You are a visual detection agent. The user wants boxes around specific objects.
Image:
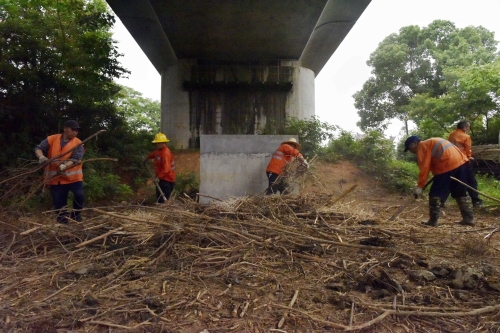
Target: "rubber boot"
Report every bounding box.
[456,197,475,226]
[422,197,440,227]
[472,198,483,208]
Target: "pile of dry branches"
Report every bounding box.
[1,190,499,332]
[472,144,500,162]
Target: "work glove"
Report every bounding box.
[413,187,423,198]
[59,164,67,172]
[301,160,309,168]
[38,156,49,165]
[154,177,159,183]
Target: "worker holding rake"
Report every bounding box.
[144,133,176,203]
[404,136,474,227]
[265,137,308,195]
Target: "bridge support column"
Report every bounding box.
[161,60,191,149]
[161,61,316,149]
[286,65,315,120]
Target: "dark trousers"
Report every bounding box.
[465,161,481,202]
[440,161,481,204]
[266,172,289,195]
[50,181,84,223]
[429,164,468,203]
[157,179,175,203]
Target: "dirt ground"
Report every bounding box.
[1,151,500,333]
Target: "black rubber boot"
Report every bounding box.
[422,197,440,227]
[472,199,483,208]
[456,197,475,226]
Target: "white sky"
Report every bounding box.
[112,0,500,139]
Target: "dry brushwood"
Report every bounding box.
[0,187,499,332]
[0,130,115,210]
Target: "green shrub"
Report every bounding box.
[259,116,338,158]
[476,174,500,207]
[322,130,360,162]
[322,130,418,193]
[173,172,199,198]
[84,172,133,203]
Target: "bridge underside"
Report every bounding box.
[106,0,371,148]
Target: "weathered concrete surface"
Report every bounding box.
[199,135,298,204]
[162,61,190,149]
[286,66,315,120]
[162,60,314,149]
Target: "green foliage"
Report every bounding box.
[114,86,161,134]
[0,0,128,165]
[408,60,500,144]
[354,20,499,137]
[357,131,395,177]
[322,130,360,162]
[385,159,420,192]
[259,116,338,158]
[173,172,200,198]
[476,174,500,207]
[283,116,338,157]
[84,171,133,204]
[323,131,418,192]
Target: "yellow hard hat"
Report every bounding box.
[152,133,170,143]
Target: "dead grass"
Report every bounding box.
[1,156,499,332]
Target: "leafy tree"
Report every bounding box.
[354,20,498,134]
[409,59,500,143]
[0,0,128,165]
[284,116,338,157]
[114,86,161,134]
[259,116,338,158]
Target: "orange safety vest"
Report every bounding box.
[45,134,83,185]
[448,129,472,159]
[147,146,176,182]
[416,138,468,188]
[266,143,303,175]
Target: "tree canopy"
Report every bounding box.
[353,20,499,141]
[0,0,128,164]
[114,86,161,134]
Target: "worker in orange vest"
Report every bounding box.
[266,138,308,195]
[404,136,474,227]
[448,120,483,207]
[34,119,85,223]
[144,133,176,203]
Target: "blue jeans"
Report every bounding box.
[50,181,84,223]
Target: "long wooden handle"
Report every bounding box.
[450,176,500,203]
[388,177,434,221]
[144,161,168,202]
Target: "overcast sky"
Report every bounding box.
[112,0,500,139]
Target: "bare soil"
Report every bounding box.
[1,150,499,333]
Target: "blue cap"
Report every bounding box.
[404,136,421,152]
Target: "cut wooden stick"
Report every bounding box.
[451,176,500,203]
[277,289,299,328]
[75,227,124,248]
[330,184,358,205]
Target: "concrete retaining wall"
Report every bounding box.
[199,134,298,204]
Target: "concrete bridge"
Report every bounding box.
[107,0,371,149]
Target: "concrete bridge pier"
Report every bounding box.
[161,60,315,149]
